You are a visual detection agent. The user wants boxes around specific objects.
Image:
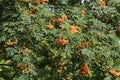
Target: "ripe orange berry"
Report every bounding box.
[70,25,78,34]
[109,69,116,74]
[57,69,62,74]
[47,24,54,30]
[58,18,64,25]
[98,0,106,9]
[28,64,34,68]
[81,9,85,16]
[34,0,49,4]
[5,60,12,64]
[61,14,67,21]
[16,63,26,69]
[80,63,90,76]
[22,0,30,2]
[22,68,31,74]
[56,36,69,48]
[6,37,18,46]
[57,14,67,25]
[109,69,120,78]
[58,61,65,67]
[50,17,56,23]
[77,41,89,49]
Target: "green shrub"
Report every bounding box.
[0,0,120,80]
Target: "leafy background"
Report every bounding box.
[0,0,120,80]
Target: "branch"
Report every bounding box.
[0,64,12,66]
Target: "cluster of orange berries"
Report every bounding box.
[58,14,67,25]
[98,0,106,9]
[47,15,67,30]
[56,36,69,48]
[47,17,56,30]
[22,0,49,4]
[48,55,66,74]
[5,59,12,64]
[34,0,49,4]
[81,9,86,16]
[70,25,79,34]
[17,63,33,74]
[77,41,89,49]
[24,48,32,55]
[57,68,63,74]
[17,63,26,69]
[22,0,30,2]
[47,24,54,30]
[58,61,65,67]
[57,62,65,74]
[109,69,120,78]
[80,63,90,76]
[56,61,65,74]
[6,37,18,46]
[50,17,56,23]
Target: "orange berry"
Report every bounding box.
[28,64,34,68]
[58,18,64,25]
[113,72,120,78]
[83,42,89,47]
[47,24,54,30]
[5,60,12,64]
[50,17,56,23]
[77,41,89,49]
[22,68,30,74]
[58,61,65,67]
[22,0,30,2]
[34,0,40,2]
[16,63,26,69]
[80,63,90,76]
[98,0,106,9]
[56,36,69,47]
[70,25,78,34]
[109,69,116,74]
[81,9,85,16]
[34,0,49,4]
[6,37,18,46]
[57,15,67,25]
[109,69,120,78]
[57,69,62,74]
[61,14,67,21]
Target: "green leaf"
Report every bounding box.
[104,77,112,80]
[6,47,18,57]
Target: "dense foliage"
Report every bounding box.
[0,0,120,80]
